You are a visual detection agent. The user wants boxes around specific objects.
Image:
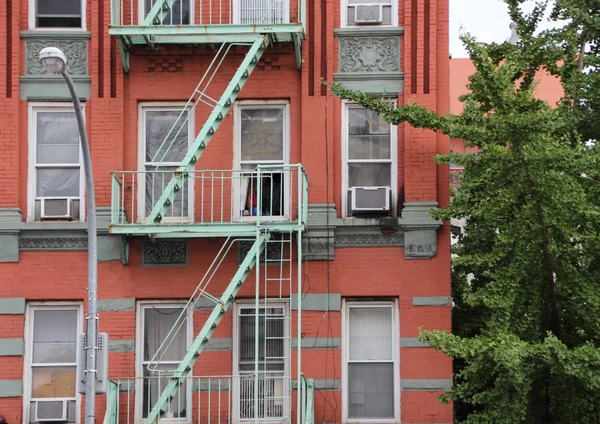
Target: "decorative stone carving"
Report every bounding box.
[335,232,404,246]
[403,229,438,259]
[302,236,335,261]
[339,36,400,73]
[25,40,88,75]
[142,240,188,266]
[238,239,283,264]
[19,237,88,250]
[400,202,441,259]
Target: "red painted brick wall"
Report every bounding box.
[0,0,451,421]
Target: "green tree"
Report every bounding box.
[330,1,600,422]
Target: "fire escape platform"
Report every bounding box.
[109,23,304,41]
[109,221,305,238]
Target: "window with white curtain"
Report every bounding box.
[235,102,289,219]
[26,305,81,423]
[343,104,396,217]
[29,105,84,222]
[138,303,191,420]
[343,302,398,421]
[234,303,290,421]
[140,105,193,223]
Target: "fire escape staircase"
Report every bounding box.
[146,36,267,225]
[105,0,310,421]
[146,233,271,424]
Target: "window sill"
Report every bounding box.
[20,30,91,40]
[333,26,404,37]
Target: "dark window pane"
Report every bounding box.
[348,163,391,187]
[37,0,81,15]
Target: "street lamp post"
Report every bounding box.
[39,47,98,424]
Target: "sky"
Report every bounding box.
[450,0,557,58]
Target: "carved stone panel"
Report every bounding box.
[335,232,404,247]
[403,229,437,259]
[142,240,188,266]
[19,237,88,251]
[339,36,400,73]
[302,236,335,261]
[238,239,283,265]
[25,40,88,75]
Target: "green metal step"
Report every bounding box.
[145,233,271,424]
[146,35,268,224]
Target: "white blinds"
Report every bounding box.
[348,305,393,361]
[347,304,395,419]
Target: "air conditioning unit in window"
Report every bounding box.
[40,198,75,221]
[35,400,68,422]
[351,186,391,214]
[354,4,383,24]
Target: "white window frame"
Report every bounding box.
[138,103,195,224]
[135,301,194,423]
[138,0,194,25]
[341,299,400,424]
[340,0,398,28]
[341,101,398,218]
[233,101,291,222]
[28,0,86,30]
[27,103,86,223]
[23,302,83,424]
[232,300,291,424]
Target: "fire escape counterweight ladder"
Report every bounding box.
[146,233,271,424]
[147,36,269,224]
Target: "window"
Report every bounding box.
[343,0,395,26]
[136,303,192,420]
[139,104,194,223]
[233,302,290,421]
[236,0,289,24]
[25,305,82,424]
[343,104,397,217]
[342,301,399,422]
[234,102,290,219]
[143,0,191,24]
[29,105,84,222]
[32,0,84,28]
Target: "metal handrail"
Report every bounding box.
[102,380,120,424]
[110,165,308,228]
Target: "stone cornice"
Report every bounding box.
[333,27,405,37]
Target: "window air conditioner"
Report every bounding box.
[351,186,391,213]
[40,198,74,221]
[354,4,383,24]
[35,400,68,422]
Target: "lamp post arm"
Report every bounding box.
[61,69,98,424]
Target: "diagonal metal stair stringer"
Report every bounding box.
[147,35,269,224]
[143,0,178,25]
[146,232,271,424]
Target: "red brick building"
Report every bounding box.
[0,0,452,422]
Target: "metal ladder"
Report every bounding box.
[146,35,269,224]
[146,233,272,424]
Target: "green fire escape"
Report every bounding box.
[106,0,312,421]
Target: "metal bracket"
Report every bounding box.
[293,33,302,70]
[120,237,129,265]
[117,37,130,73]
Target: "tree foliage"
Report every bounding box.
[331,1,600,422]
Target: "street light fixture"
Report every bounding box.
[39,46,98,424]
